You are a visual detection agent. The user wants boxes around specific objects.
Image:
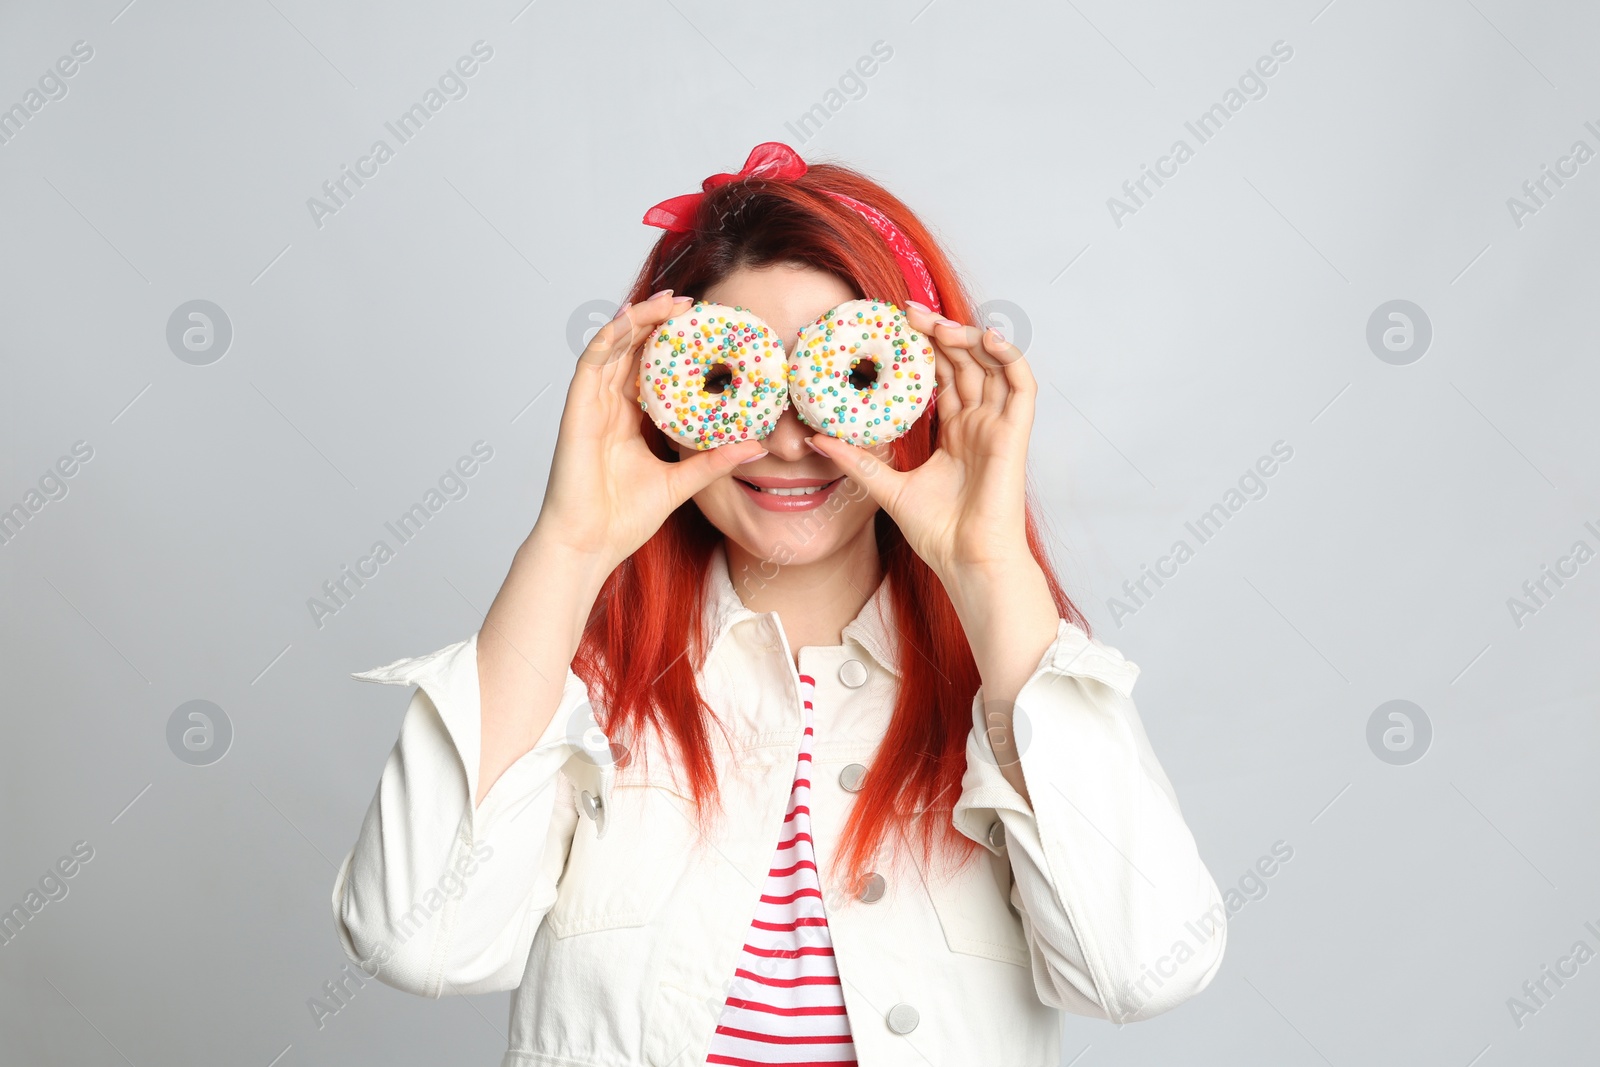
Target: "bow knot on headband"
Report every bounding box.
[641,141,942,314]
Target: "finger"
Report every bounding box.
[595,294,697,411]
[980,327,1037,423]
[665,438,768,504]
[932,346,963,425]
[910,302,995,374]
[804,434,907,513]
[901,300,942,336]
[581,291,693,371]
[579,303,637,371]
[904,303,971,381]
[570,296,694,445]
[973,325,1014,411]
[944,314,1009,412]
[901,301,969,422]
[919,318,984,410]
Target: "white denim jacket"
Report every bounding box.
[331,546,1227,1066]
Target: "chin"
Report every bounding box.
[697,476,878,568]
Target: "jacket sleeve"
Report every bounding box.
[952,619,1227,1022]
[330,631,610,998]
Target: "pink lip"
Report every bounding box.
[734,475,844,512]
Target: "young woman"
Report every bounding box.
[332,143,1227,1067]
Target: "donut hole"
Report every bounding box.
[702,362,735,394]
[848,357,879,391]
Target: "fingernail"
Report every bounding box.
[806,436,828,456]
[671,294,694,306]
[936,316,963,329]
[739,449,769,464]
[905,299,930,313]
[648,288,673,300]
[611,302,632,321]
[986,325,1008,344]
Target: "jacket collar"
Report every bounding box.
[702,542,902,678]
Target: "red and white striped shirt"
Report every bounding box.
[705,674,858,1066]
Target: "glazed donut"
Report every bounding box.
[637,301,790,450]
[787,299,935,446]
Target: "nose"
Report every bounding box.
[761,405,821,464]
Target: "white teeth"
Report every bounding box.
[757,485,824,496]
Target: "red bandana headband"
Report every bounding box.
[641,141,943,314]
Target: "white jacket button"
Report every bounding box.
[857,872,885,902]
[838,763,867,792]
[838,659,868,688]
[886,1003,920,1034]
[986,819,1006,850]
[579,790,603,820]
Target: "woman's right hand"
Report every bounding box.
[475,290,762,808]
[531,289,768,571]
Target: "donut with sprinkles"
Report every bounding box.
[637,301,790,450]
[788,299,935,446]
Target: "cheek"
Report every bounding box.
[688,477,741,531]
[808,490,881,547]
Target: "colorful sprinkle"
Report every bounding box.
[787,299,934,447]
[638,301,789,449]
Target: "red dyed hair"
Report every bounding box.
[571,159,1090,891]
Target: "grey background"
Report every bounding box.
[2,0,1596,1064]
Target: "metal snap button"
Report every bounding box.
[838,763,867,793]
[986,819,1006,851]
[838,659,868,688]
[886,1003,920,1034]
[857,872,885,903]
[579,790,603,820]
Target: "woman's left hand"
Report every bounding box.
[804,301,1038,586]
[806,301,1066,793]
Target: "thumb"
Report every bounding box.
[667,439,770,503]
[804,433,906,511]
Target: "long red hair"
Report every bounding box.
[571,159,1089,891]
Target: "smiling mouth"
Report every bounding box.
[734,480,837,496]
